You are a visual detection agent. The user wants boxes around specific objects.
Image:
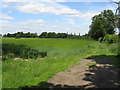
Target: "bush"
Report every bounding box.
[2,44,47,60]
[108,43,118,54]
[101,34,118,44]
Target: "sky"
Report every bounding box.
[0,0,119,35]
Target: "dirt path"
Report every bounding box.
[47,58,119,88]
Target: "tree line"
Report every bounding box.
[3,32,38,38]
[3,32,90,39]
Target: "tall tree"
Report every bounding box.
[89,10,116,40]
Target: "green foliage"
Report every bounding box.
[15,34,21,38]
[108,43,118,54]
[102,34,118,44]
[86,63,96,66]
[2,44,47,60]
[39,32,82,39]
[3,31,84,39]
[3,32,38,38]
[89,10,116,40]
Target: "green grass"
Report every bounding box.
[86,63,96,66]
[1,38,118,88]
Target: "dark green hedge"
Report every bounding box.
[2,44,47,60]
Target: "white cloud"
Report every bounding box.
[79,12,100,19]
[2,0,66,2]
[1,2,100,35]
[1,19,89,35]
[16,19,46,25]
[0,14,14,19]
[2,4,8,8]
[1,20,45,34]
[16,2,100,20]
[66,12,100,20]
[66,18,75,24]
[8,10,12,14]
[14,19,46,31]
[0,20,10,34]
[1,20,10,24]
[16,2,80,16]
[2,0,27,2]
[2,1,112,35]
[2,0,118,2]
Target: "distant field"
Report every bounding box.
[2,38,118,88]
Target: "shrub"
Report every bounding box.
[2,44,47,60]
[101,34,118,44]
[108,43,118,54]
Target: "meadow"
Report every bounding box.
[1,38,118,88]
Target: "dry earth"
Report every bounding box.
[47,58,120,89]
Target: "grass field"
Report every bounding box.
[1,38,118,88]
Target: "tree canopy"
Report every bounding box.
[89,10,116,40]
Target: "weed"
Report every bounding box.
[86,63,96,66]
[2,44,47,60]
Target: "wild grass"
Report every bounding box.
[2,38,118,88]
[2,44,47,60]
[86,63,96,66]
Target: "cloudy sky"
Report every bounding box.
[0,0,119,35]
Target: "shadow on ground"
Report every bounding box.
[85,55,120,66]
[19,81,94,89]
[19,55,120,89]
[83,55,120,88]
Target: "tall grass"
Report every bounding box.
[2,44,47,60]
[2,38,118,88]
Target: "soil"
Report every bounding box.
[47,58,120,88]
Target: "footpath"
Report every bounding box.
[47,58,119,88]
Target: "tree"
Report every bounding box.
[57,33,67,38]
[15,34,21,38]
[30,33,38,38]
[6,33,14,37]
[3,34,7,37]
[24,32,31,38]
[47,32,57,38]
[39,32,48,38]
[89,10,116,40]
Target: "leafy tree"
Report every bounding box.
[26,32,31,38]
[39,32,48,38]
[30,33,38,38]
[89,10,116,40]
[47,32,57,38]
[57,33,67,38]
[6,33,14,37]
[15,34,21,38]
[3,34,7,37]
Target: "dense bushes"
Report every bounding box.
[99,34,118,44]
[2,44,47,60]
